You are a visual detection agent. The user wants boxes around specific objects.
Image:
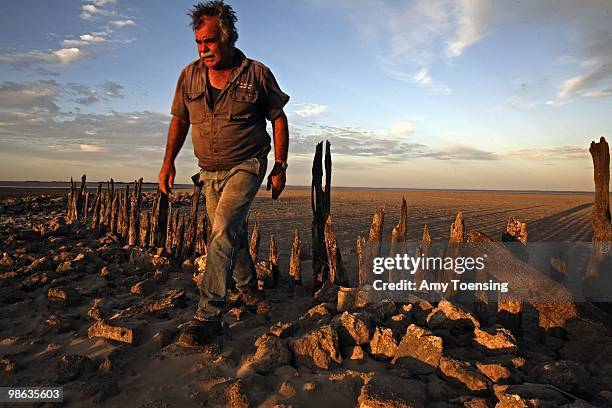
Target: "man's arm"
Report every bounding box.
[266,111,289,199]
[158,116,190,194]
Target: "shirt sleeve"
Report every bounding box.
[260,66,290,121]
[170,68,189,122]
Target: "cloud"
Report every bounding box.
[0,81,61,113]
[423,144,498,161]
[318,0,489,89]
[444,0,491,58]
[504,145,586,160]
[101,81,125,99]
[0,48,83,66]
[79,144,107,152]
[292,103,328,118]
[61,33,108,47]
[111,19,136,28]
[413,67,452,94]
[80,3,117,20]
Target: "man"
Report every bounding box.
[158,0,289,346]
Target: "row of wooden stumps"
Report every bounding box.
[66,176,208,262]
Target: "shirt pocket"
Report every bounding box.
[185,89,207,124]
[230,86,260,121]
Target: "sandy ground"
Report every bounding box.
[1,187,610,407]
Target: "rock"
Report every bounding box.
[289,325,342,370]
[56,354,96,383]
[427,300,479,333]
[303,381,316,392]
[0,252,15,270]
[130,279,156,296]
[142,289,185,314]
[367,299,397,323]
[48,287,80,306]
[412,300,434,327]
[313,280,338,304]
[0,355,21,373]
[269,321,295,338]
[22,272,54,290]
[438,356,490,395]
[384,313,412,336]
[278,380,297,399]
[533,360,590,396]
[87,320,140,345]
[357,373,427,408]
[128,248,150,266]
[473,327,517,355]
[24,256,53,274]
[242,334,291,375]
[56,260,72,272]
[346,345,366,360]
[493,384,569,407]
[369,327,398,360]
[88,298,105,321]
[208,378,250,408]
[36,216,69,238]
[392,324,443,374]
[425,375,461,400]
[256,261,274,289]
[228,307,247,320]
[475,362,511,383]
[331,311,373,346]
[300,303,333,320]
[100,266,112,279]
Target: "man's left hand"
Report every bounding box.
[266,166,286,200]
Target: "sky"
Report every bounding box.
[0,0,610,190]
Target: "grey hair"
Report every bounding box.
[188,1,238,46]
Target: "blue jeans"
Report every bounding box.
[195,157,267,321]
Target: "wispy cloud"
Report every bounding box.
[292,103,328,118]
[319,0,491,92]
[504,145,586,160]
[0,48,83,66]
[111,19,136,28]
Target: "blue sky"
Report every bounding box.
[0,0,610,190]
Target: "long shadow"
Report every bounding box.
[528,203,593,242]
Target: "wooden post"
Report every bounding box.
[289,229,302,288]
[449,212,465,244]
[194,210,208,256]
[311,141,330,290]
[356,235,368,287]
[81,191,90,224]
[324,215,349,287]
[270,235,279,287]
[250,213,261,264]
[139,210,150,247]
[183,184,202,259]
[110,192,119,234]
[165,202,174,256]
[368,208,385,254]
[92,183,102,229]
[589,137,611,243]
[502,217,528,244]
[128,178,143,246]
[121,185,130,238]
[103,180,112,228]
[174,214,185,259]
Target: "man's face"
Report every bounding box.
[195,17,232,69]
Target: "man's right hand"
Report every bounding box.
[158,161,176,195]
